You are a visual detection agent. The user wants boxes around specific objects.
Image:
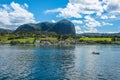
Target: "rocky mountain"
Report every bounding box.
[14,19,76,35]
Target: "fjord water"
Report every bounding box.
[0,45,120,80]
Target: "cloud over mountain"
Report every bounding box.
[45,0,120,33]
[0,2,35,29]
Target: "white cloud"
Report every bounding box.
[45,0,120,33]
[46,3,82,18]
[45,8,62,14]
[106,31,118,33]
[24,3,28,8]
[103,0,120,13]
[74,16,101,33]
[84,16,101,28]
[101,15,108,19]
[70,0,104,15]
[45,0,104,18]
[72,20,83,24]
[75,26,83,34]
[102,22,113,26]
[51,20,56,23]
[45,0,120,19]
[2,5,11,11]
[57,3,82,18]
[83,16,101,33]
[84,27,98,33]
[0,2,35,29]
[109,15,116,19]
[101,14,117,19]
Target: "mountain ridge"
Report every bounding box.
[0,28,13,34]
[14,19,76,35]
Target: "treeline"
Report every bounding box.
[0,31,120,45]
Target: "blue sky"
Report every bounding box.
[0,0,120,33]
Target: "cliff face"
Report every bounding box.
[14,19,76,35]
[50,19,76,34]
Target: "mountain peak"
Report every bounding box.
[59,19,70,22]
[14,19,76,35]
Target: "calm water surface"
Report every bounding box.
[0,45,120,80]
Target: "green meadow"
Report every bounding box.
[8,38,35,44]
[0,34,120,45]
[39,38,58,41]
[0,37,35,44]
[79,37,112,42]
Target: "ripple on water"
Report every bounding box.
[0,45,120,80]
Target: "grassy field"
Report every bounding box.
[7,38,35,44]
[0,37,8,41]
[79,37,112,42]
[0,37,58,44]
[39,38,58,41]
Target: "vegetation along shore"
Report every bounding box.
[0,19,120,45]
[0,32,120,45]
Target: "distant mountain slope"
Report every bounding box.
[14,19,76,35]
[77,33,120,37]
[0,28,12,34]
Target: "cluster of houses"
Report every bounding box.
[35,39,76,46]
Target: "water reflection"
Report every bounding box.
[30,46,76,80]
[0,45,120,80]
[0,45,34,80]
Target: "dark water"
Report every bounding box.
[0,45,120,80]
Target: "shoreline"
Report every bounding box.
[0,43,120,46]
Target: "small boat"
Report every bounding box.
[92,52,100,55]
